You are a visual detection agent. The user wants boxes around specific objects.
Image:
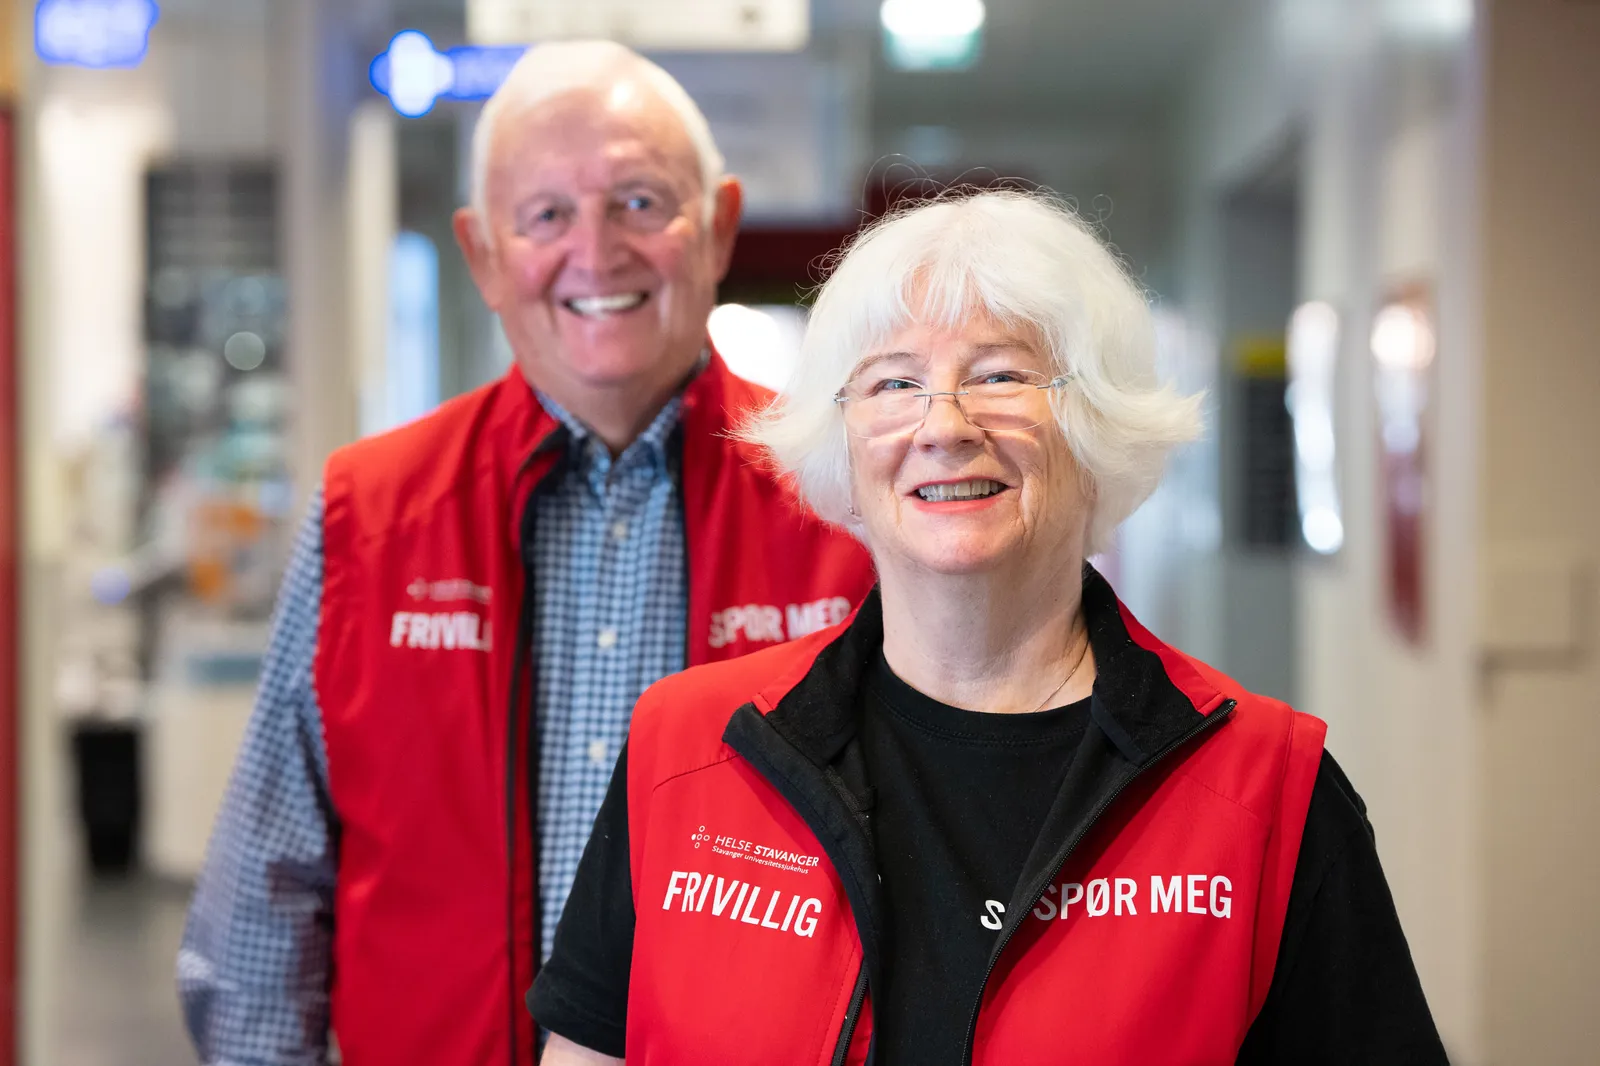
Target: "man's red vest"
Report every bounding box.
[624,574,1326,1065]
[313,353,875,1065]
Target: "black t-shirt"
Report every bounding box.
[860,652,1090,1063]
[530,699,1448,1066]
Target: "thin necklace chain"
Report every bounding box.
[1024,620,1092,715]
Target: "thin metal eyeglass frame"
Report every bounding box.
[833,372,1073,438]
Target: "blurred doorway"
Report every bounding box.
[1217,140,1302,704]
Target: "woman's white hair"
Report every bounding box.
[743,189,1204,556]
[469,40,724,225]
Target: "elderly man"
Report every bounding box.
[178,41,873,1066]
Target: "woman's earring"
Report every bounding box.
[847,503,859,519]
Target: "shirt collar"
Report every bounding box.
[535,387,683,481]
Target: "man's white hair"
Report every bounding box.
[743,190,1204,556]
[469,40,725,225]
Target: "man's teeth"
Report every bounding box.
[566,293,648,316]
[916,479,1005,501]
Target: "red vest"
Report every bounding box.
[313,354,875,1066]
[624,574,1326,1065]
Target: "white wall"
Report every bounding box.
[1157,0,1483,1058]
[1477,4,1600,1061]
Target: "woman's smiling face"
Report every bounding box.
[844,307,1091,579]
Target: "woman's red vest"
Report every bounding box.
[624,574,1326,1065]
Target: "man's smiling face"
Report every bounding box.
[461,80,739,402]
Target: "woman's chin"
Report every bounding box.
[871,506,1039,578]
[893,539,1021,578]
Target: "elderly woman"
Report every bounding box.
[530,192,1446,1065]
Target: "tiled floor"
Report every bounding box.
[54,872,197,1066]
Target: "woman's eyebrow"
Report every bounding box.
[849,342,1032,378]
[969,341,1034,357]
[849,351,922,377]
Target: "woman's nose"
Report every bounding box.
[913,392,985,449]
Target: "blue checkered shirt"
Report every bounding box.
[178,394,686,1064]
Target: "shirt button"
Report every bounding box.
[611,521,629,541]
[587,739,609,765]
[596,627,618,650]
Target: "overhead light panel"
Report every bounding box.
[880,0,985,72]
[467,0,808,51]
[35,0,158,68]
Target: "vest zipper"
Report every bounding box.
[958,699,1237,1065]
[503,572,536,1066]
[824,760,874,1065]
[506,431,565,1066]
[830,965,870,1066]
[723,707,885,1066]
[669,423,691,668]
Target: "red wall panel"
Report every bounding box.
[0,104,18,1066]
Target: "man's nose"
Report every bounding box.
[563,204,632,274]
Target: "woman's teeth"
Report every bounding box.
[916,479,1005,501]
[565,293,648,317]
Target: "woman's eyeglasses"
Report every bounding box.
[833,369,1072,439]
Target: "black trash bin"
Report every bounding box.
[70,721,143,876]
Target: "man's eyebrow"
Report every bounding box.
[607,175,693,201]
[509,189,567,208]
[506,172,679,204]
[609,172,676,187]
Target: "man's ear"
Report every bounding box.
[709,176,744,282]
[453,207,501,310]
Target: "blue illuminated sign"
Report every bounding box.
[370,31,526,118]
[36,0,158,69]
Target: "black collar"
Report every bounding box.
[759,564,1219,772]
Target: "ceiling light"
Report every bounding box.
[880,0,985,37]
[880,0,985,72]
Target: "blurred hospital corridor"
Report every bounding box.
[1,0,1598,1063]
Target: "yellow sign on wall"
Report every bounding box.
[1234,335,1288,379]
